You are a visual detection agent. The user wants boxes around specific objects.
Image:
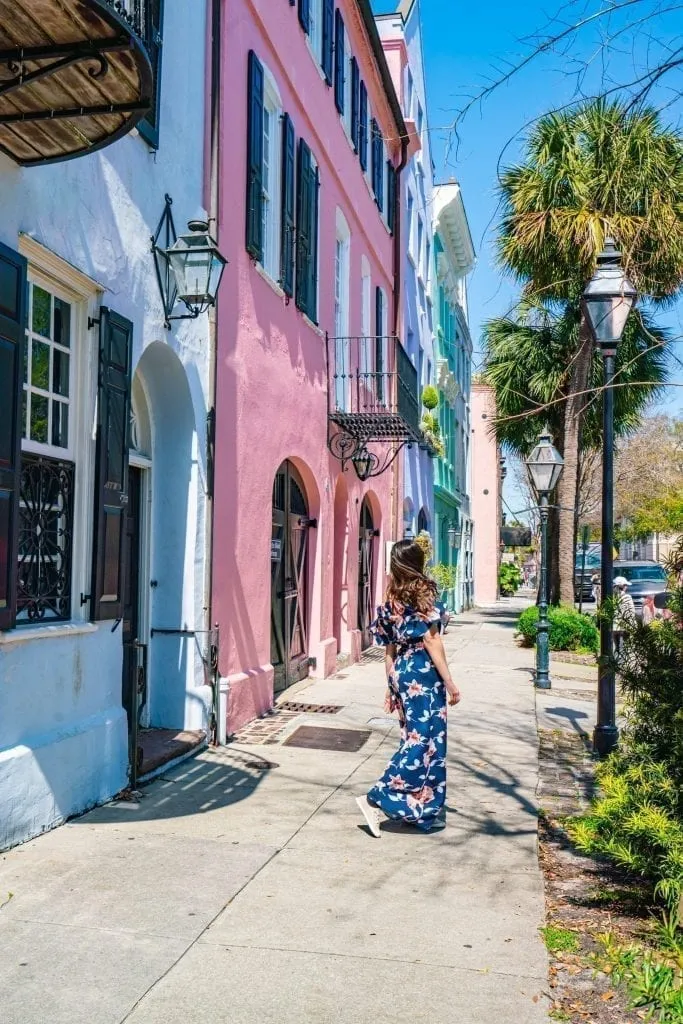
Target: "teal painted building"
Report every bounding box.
[431,184,475,613]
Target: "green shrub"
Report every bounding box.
[499,562,522,596]
[569,540,683,912]
[421,385,439,410]
[517,604,599,653]
[569,750,683,911]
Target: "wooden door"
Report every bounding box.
[271,461,310,694]
[357,497,375,649]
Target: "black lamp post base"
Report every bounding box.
[534,672,551,690]
[593,723,619,757]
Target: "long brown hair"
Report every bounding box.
[386,539,437,614]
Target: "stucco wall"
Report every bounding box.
[214,0,401,732]
[0,1,212,848]
[471,385,500,605]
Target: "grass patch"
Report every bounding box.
[540,924,581,954]
[593,922,683,1023]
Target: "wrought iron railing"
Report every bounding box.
[104,1,147,39]
[327,335,420,439]
[17,454,75,623]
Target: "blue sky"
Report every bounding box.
[373,0,683,518]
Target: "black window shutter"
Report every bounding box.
[246,50,265,262]
[372,121,384,211]
[321,0,334,84]
[138,0,164,148]
[375,286,384,400]
[91,308,133,622]
[309,163,320,323]
[295,138,312,314]
[350,57,360,152]
[386,160,395,233]
[358,81,368,171]
[280,112,296,298]
[0,242,27,631]
[334,9,345,115]
[298,0,310,33]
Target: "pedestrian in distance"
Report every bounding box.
[613,575,636,654]
[591,571,601,605]
[356,539,461,838]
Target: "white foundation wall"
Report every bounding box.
[0,1,211,849]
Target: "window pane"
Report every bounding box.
[53,298,71,349]
[51,400,68,449]
[53,349,69,397]
[30,393,48,443]
[32,286,51,338]
[31,340,50,389]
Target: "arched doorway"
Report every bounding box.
[357,496,376,650]
[418,506,430,535]
[271,460,311,693]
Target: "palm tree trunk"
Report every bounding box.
[557,321,593,605]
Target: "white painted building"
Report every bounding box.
[0,1,217,850]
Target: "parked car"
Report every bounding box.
[613,560,669,621]
[574,551,601,602]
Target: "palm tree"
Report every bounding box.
[483,303,670,601]
[495,99,683,603]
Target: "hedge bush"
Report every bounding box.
[499,562,522,596]
[517,604,599,653]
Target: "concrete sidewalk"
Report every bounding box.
[0,604,550,1023]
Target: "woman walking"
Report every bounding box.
[356,539,461,837]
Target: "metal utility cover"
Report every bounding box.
[283,725,371,752]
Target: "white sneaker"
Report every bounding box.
[356,796,382,838]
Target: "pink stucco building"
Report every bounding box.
[213,0,413,733]
[471,383,501,605]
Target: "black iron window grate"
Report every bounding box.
[17,453,74,624]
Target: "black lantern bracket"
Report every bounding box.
[328,428,411,481]
[151,195,183,329]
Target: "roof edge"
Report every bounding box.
[356,0,408,141]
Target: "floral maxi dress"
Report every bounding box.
[367,602,448,831]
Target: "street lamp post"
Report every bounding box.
[526,432,565,690]
[581,239,637,756]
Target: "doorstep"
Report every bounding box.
[138,729,207,780]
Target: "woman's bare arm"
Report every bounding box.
[385,643,396,680]
[423,626,461,705]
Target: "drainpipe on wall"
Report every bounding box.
[391,132,410,544]
[205,0,223,744]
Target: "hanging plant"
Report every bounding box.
[422,385,439,410]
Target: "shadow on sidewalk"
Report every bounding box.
[70,748,276,826]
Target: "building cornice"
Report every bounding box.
[433,183,476,276]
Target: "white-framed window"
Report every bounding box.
[334,209,351,411]
[407,191,414,258]
[308,0,323,63]
[417,216,424,276]
[16,248,99,627]
[22,280,74,458]
[261,72,282,282]
[425,239,431,287]
[406,68,414,119]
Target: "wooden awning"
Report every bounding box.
[0,1,152,166]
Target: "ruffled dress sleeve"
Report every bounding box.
[402,603,442,641]
[370,603,395,647]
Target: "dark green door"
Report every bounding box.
[271,461,310,694]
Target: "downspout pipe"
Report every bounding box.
[391,132,410,543]
[205,0,222,744]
